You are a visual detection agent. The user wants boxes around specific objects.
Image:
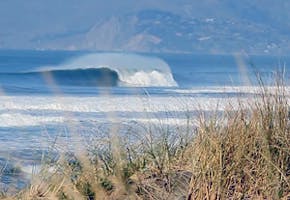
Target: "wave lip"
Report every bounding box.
[36,53,178,87]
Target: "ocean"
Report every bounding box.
[0,50,289,189]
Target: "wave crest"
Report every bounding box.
[37,53,178,87]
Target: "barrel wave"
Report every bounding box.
[36,53,178,87]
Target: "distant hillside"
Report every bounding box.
[1,0,290,54]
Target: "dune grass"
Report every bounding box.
[1,80,289,200]
[188,82,289,199]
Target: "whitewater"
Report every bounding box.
[0,51,289,189]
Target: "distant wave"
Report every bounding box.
[34,53,178,87]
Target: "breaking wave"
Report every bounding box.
[35,53,178,87]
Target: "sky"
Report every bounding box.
[0,1,185,34]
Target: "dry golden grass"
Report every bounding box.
[1,81,289,200]
[188,81,289,199]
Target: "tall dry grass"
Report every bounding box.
[188,79,289,199]
[1,79,289,200]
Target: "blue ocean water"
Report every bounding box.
[0,50,288,95]
[0,50,289,189]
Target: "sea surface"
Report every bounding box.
[0,50,289,190]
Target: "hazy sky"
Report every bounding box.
[0,0,188,32]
